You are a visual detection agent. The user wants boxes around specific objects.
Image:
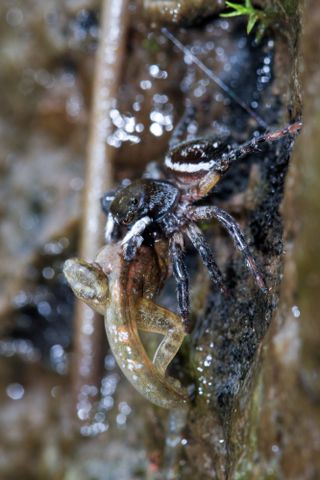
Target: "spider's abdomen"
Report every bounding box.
[165,138,230,187]
[110,179,179,225]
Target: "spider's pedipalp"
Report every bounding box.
[120,216,152,261]
[100,191,116,216]
[185,223,226,294]
[101,191,117,243]
[105,212,115,243]
[188,206,267,293]
[169,233,190,332]
[121,216,151,246]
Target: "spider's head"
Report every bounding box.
[110,179,179,226]
[110,180,147,226]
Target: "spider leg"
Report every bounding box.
[169,103,196,149]
[121,216,151,261]
[188,206,267,292]
[169,233,191,333]
[220,121,302,167]
[185,223,226,294]
[195,121,302,199]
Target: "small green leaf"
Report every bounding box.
[221,1,250,18]
[225,1,249,12]
[247,13,258,33]
[220,0,269,40]
[221,11,246,17]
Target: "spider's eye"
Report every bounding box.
[130,197,138,206]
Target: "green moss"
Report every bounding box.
[221,0,267,35]
[220,0,301,40]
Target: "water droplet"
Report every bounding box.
[119,401,132,415]
[6,8,23,27]
[150,123,163,137]
[291,305,300,318]
[37,301,52,317]
[204,354,212,367]
[6,383,24,400]
[116,413,127,426]
[42,267,55,280]
[140,80,152,90]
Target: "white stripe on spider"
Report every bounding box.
[165,156,219,173]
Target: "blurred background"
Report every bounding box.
[0,0,319,479]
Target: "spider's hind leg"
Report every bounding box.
[185,223,227,295]
[188,206,267,292]
[193,121,302,200]
[219,121,302,168]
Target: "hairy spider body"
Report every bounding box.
[165,138,229,186]
[101,118,302,332]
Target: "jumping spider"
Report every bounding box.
[101,106,301,332]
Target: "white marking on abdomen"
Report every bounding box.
[165,156,218,173]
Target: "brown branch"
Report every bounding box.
[72,0,129,414]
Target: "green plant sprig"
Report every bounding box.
[221,0,267,35]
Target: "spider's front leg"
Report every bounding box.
[169,233,191,333]
[187,206,267,292]
[121,216,152,261]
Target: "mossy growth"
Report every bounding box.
[220,0,301,41]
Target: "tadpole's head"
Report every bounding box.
[63,258,109,312]
[110,179,179,226]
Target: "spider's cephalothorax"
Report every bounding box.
[110,179,179,226]
[101,116,302,332]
